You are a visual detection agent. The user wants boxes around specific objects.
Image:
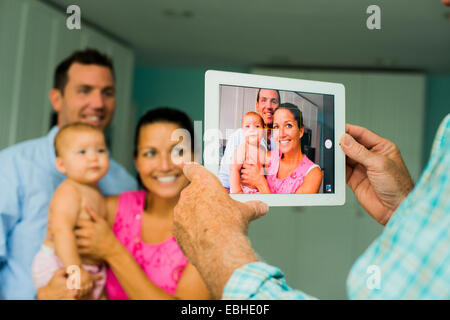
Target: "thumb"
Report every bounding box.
[85,204,101,222]
[182,162,207,182]
[340,133,378,168]
[239,200,269,222]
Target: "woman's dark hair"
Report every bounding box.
[273,103,303,128]
[134,107,195,189]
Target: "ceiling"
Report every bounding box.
[44,0,450,72]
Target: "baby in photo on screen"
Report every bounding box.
[229,111,268,193]
[32,123,109,299]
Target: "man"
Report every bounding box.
[172,113,449,299]
[218,89,280,189]
[0,49,137,299]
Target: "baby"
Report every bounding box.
[32,123,109,299]
[230,112,267,193]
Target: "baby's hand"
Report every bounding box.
[77,266,94,299]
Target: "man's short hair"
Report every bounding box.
[54,122,104,157]
[53,48,115,94]
[256,88,281,104]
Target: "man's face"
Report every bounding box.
[51,63,116,131]
[256,89,279,126]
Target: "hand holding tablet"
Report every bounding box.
[204,70,346,206]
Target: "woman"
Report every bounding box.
[242,103,322,194]
[75,107,210,299]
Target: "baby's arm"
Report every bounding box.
[260,146,269,166]
[50,183,96,298]
[50,183,83,269]
[229,145,245,193]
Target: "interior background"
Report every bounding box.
[1,0,449,299]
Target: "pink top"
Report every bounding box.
[105,191,188,300]
[266,150,320,194]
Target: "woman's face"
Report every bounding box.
[134,122,190,199]
[273,108,304,154]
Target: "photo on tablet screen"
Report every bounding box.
[217,85,335,195]
[204,70,345,206]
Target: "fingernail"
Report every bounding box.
[344,134,354,147]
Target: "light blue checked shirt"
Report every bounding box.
[0,126,137,299]
[223,114,450,300]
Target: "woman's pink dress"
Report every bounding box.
[266,149,320,194]
[105,191,188,299]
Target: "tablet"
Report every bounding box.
[204,70,345,206]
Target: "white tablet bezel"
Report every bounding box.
[204,70,345,206]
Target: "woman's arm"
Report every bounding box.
[171,263,210,299]
[104,238,176,299]
[75,206,208,300]
[105,195,119,227]
[254,176,272,193]
[295,167,323,194]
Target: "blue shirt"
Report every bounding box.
[218,128,277,189]
[0,126,137,299]
[223,114,450,300]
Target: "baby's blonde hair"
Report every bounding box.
[242,111,264,127]
[54,123,104,157]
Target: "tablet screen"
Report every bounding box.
[217,84,335,195]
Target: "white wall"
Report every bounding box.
[0,0,135,171]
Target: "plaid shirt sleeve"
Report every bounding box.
[222,262,317,300]
[347,113,450,299]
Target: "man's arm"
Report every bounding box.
[36,269,78,300]
[0,153,21,288]
[223,262,315,300]
[173,163,316,299]
[173,163,267,298]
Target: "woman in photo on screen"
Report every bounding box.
[241,103,322,194]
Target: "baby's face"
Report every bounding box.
[57,130,110,184]
[242,115,264,145]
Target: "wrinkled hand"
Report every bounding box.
[75,205,117,260]
[340,124,414,225]
[37,269,78,300]
[173,162,268,298]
